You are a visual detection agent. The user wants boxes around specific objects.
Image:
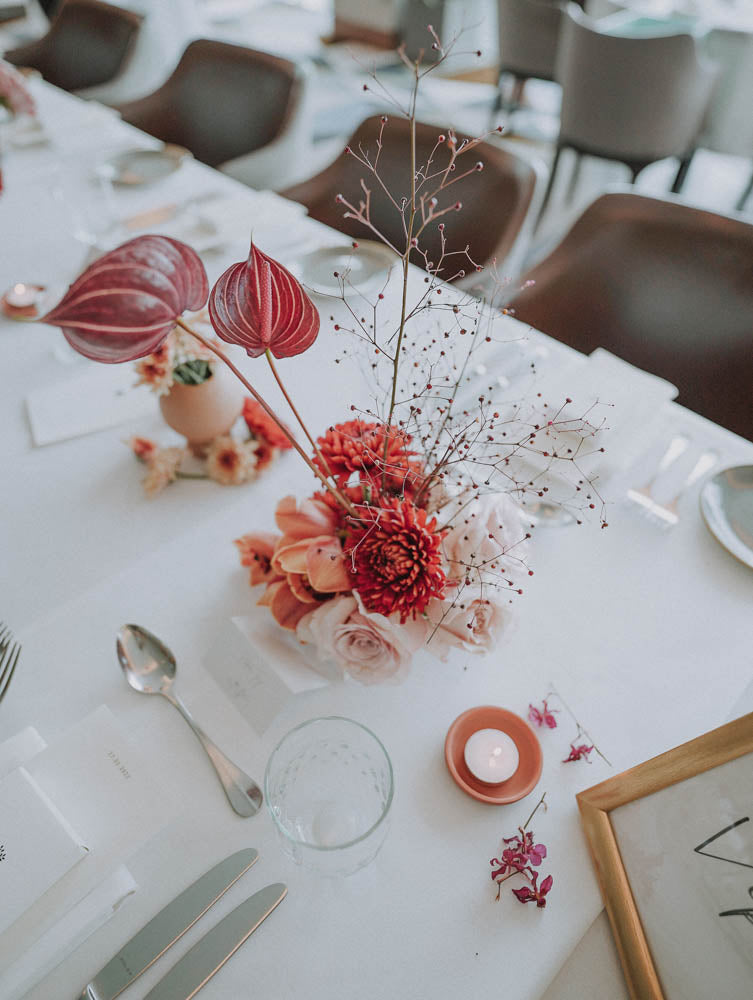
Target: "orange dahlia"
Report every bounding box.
[314,420,413,487]
[243,398,293,450]
[345,499,446,622]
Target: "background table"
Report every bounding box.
[1,81,753,999]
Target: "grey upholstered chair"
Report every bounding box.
[510,191,753,440]
[495,0,565,112]
[536,3,717,223]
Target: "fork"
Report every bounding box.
[626,434,689,511]
[0,622,21,706]
[638,450,718,528]
[628,448,718,528]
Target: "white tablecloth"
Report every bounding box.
[2,82,753,999]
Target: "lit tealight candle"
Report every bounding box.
[464,728,520,785]
[5,283,38,308]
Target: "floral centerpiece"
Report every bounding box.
[41,33,604,684]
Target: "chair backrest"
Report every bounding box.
[283,116,539,282]
[116,39,300,169]
[509,191,753,440]
[497,0,564,81]
[556,3,714,160]
[4,0,142,92]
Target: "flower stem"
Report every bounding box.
[264,349,336,481]
[522,792,547,832]
[382,63,419,486]
[175,319,355,514]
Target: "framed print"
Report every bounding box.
[577,712,753,1000]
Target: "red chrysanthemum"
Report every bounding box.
[345,499,446,622]
[314,420,414,487]
[242,398,293,450]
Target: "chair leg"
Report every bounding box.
[671,151,694,193]
[490,71,504,124]
[510,76,526,111]
[534,144,564,231]
[565,151,583,203]
[736,166,753,212]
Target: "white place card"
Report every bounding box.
[26,364,155,446]
[0,767,88,936]
[26,704,181,856]
[204,615,332,735]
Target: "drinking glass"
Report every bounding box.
[265,717,394,877]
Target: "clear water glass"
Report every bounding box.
[265,717,394,877]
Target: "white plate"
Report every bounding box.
[700,465,753,570]
[98,145,190,187]
[292,241,397,298]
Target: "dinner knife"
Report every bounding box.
[143,882,287,1000]
[79,848,258,1000]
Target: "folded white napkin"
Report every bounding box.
[0,706,179,993]
[26,363,155,446]
[0,723,138,1000]
[0,866,137,1000]
[0,767,88,936]
[0,725,46,778]
[510,348,677,491]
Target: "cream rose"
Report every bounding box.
[297,594,427,685]
[424,586,513,660]
[440,493,527,584]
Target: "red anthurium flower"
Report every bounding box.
[42,236,208,363]
[209,240,319,359]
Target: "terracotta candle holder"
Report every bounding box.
[444,706,542,805]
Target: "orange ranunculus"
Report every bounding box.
[234,532,281,586]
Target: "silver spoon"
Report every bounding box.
[117,624,262,817]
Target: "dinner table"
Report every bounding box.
[1,78,752,1000]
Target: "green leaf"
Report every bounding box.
[172,360,213,385]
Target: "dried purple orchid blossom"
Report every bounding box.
[490,793,553,906]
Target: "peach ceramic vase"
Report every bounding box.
[159,362,245,456]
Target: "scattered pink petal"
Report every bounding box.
[563,743,594,763]
[528,700,558,729]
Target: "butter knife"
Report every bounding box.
[143,883,287,1000]
[79,849,258,1000]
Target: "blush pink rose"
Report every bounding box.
[440,493,527,585]
[424,586,513,660]
[297,594,427,685]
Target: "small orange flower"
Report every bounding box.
[206,436,256,485]
[242,399,293,450]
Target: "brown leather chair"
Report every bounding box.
[4,0,141,93]
[282,115,542,281]
[115,39,302,172]
[509,191,753,440]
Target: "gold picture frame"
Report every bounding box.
[577,711,753,1000]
